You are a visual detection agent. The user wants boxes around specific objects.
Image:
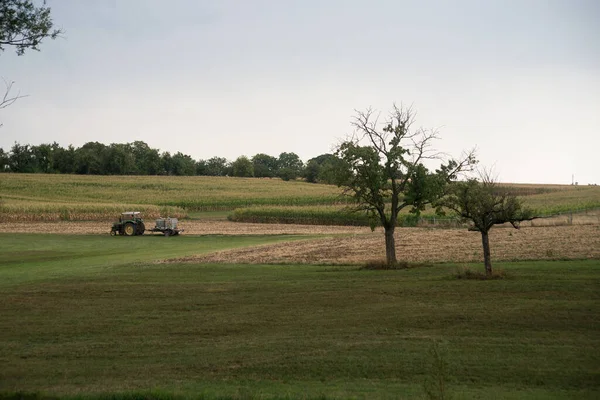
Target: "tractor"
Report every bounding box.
[110,212,184,237]
[110,212,145,236]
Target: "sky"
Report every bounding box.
[1,0,599,184]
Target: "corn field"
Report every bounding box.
[0,199,186,222]
[0,174,346,212]
[1,174,598,224]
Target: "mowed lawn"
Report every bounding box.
[0,234,599,399]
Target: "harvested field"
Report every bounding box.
[170,225,600,265]
[9,220,600,265]
[8,210,599,235]
[6,220,374,235]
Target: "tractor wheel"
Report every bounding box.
[123,222,136,236]
[110,230,116,236]
[136,222,146,236]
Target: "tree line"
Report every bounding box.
[0,141,340,183]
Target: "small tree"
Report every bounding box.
[0,147,8,171]
[252,153,278,178]
[441,172,535,276]
[305,153,340,184]
[277,152,303,181]
[335,104,476,266]
[204,157,229,176]
[232,155,254,177]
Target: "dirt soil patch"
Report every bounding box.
[169,225,600,265]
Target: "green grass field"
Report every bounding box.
[1,234,598,399]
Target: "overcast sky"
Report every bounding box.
[1,0,598,183]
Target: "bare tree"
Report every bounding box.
[440,170,536,275]
[1,79,25,109]
[0,79,26,126]
[335,104,476,265]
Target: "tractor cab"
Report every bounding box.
[121,212,142,222]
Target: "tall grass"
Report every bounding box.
[228,205,372,226]
[227,205,453,227]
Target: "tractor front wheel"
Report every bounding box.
[136,222,146,235]
[124,222,136,236]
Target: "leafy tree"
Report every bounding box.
[52,144,75,173]
[0,0,62,56]
[171,152,196,176]
[305,153,340,184]
[195,159,207,176]
[8,142,35,172]
[232,155,254,177]
[252,153,278,178]
[277,152,303,181]
[440,172,535,276]
[31,142,54,173]
[160,151,173,175]
[103,143,136,175]
[74,142,105,174]
[205,156,229,176]
[0,0,62,113]
[131,141,161,175]
[0,147,8,170]
[334,104,476,266]
[304,159,320,183]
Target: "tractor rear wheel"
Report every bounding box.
[124,222,136,236]
[136,222,146,235]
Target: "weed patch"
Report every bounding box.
[454,266,511,280]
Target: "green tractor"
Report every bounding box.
[110,211,146,236]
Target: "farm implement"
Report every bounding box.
[111,212,184,236]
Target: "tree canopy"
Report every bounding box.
[440,171,535,275]
[1,0,62,116]
[0,0,62,56]
[335,104,476,265]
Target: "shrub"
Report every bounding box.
[454,266,510,280]
[362,260,432,270]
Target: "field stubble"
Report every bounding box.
[169,225,600,265]
[9,219,600,265]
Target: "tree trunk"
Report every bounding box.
[384,226,397,265]
[481,230,492,276]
